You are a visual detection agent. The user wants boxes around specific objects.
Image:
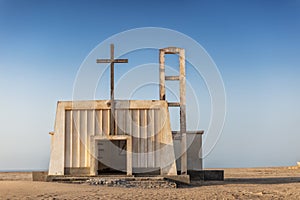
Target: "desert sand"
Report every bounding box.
[0,167,300,200]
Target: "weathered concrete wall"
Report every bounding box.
[48,100,177,176]
[187,133,203,170]
[189,170,224,181]
[64,167,90,175]
[174,133,203,171]
[48,102,65,175]
[32,171,48,181]
[0,172,32,181]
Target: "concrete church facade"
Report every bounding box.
[48,46,204,178]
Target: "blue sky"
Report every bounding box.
[0,0,300,170]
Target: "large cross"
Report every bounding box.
[96,44,128,135]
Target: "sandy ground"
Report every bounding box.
[0,167,300,200]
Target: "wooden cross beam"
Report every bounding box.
[96,44,128,135]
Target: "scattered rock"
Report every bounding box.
[86,178,176,188]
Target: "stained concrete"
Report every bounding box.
[49,100,177,176]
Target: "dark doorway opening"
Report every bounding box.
[97,140,127,175]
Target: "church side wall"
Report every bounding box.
[48,102,65,175]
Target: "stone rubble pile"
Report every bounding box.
[86,178,176,188]
[86,178,127,186]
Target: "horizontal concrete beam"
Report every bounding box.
[165,76,180,81]
[160,47,183,54]
[168,102,180,107]
[172,131,204,135]
[57,100,168,110]
[92,135,131,141]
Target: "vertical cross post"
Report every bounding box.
[96,44,128,135]
[110,44,115,101]
[110,44,115,136]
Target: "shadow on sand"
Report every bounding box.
[196,177,300,186]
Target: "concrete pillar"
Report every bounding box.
[159,50,165,100]
[127,137,132,175]
[179,49,187,175]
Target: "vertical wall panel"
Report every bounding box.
[95,110,101,135]
[71,111,80,167]
[154,109,161,168]
[79,110,87,167]
[124,109,131,135]
[147,109,155,168]
[132,109,139,167]
[65,111,72,168]
[117,109,126,135]
[99,110,103,135]
[102,110,109,136]
[140,109,147,168]
[114,110,117,135]
[77,111,81,167]
[86,110,95,167]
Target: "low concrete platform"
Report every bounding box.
[188,170,224,181]
[164,175,190,184]
[47,171,223,184]
[32,171,48,182]
[46,175,178,188]
[46,174,189,185]
[46,175,132,183]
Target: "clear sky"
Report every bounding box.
[0,0,300,170]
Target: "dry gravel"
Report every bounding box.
[0,167,300,200]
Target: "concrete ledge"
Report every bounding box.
[32,171,48,182]
[0,172,32,181]
[188,170,224,181]
[164,175,190,184]
[64,167,90,175]
[133,168,160,175]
